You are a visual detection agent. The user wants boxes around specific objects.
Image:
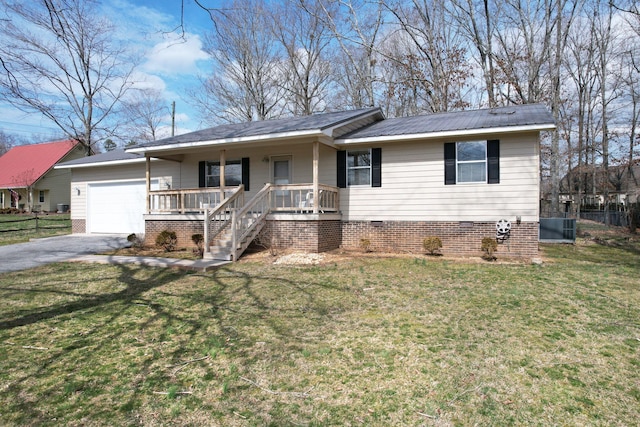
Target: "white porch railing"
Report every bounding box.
[149,187,240,214]
[269,184,339,213]
[149,184,339,214]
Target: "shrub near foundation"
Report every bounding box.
[155,230,177,252]
[192,233,204,257]
[481,237,498,260]
[359,238,372,253]
[422,236,443,255]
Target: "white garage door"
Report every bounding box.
[88,181,151,234]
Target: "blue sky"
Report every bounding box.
[0,0,216,143]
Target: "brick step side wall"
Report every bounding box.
[145,219,203,249]
[264,219,342,252]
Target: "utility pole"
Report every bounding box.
[171,101,176,137]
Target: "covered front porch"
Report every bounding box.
[143,183,342,261]
[133,116,358,260]
[140,139,343,260]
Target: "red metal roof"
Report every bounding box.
[0,139,80,188]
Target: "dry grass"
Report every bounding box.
[0,223,639,426]
[0,214,71,245]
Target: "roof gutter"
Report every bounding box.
[54,157,148,169]
[126,129,325,154]
[335,123,557,145]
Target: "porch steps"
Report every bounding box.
[205,227,233,261]
[204,213,266,261]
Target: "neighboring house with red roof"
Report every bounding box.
[0,139,85,212]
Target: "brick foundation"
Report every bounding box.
[141,216,539,259]
[144,218,204,249]
[341,220,539,259]
[72,219,86,234]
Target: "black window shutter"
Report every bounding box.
[371,147,382,187]
[337,150,347,188]
[241,157,250,191]
[487,140,500,184]
[198,161,206,188]
[444,142,456,185]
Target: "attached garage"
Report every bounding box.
[54,150,178,236]
[87,180,152,234]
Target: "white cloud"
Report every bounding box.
[143,33,211,76]
[129,72,168,93]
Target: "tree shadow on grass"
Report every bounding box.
[0,262,189,423]
[0,261,355,425]
[0,264,184,331]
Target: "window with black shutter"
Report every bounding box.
[337,148,382,187]
[444,140,499,185]
[198,157,250,189]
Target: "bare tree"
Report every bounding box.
[0,0,135,154]
[0,129,26,156]
[271,1,334,115]
[564,13,599,216]
[450,0,501,107]
[194,0,285,124]
[311,0,385,109]
[122,89,169,143]
[384,0,472,114]
[592,1,622,223]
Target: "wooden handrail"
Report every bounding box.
[231,183,272,261]
[203,186,244,255]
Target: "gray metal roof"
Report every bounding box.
[56,149,143,167]
[57,105,555,168]
[338,104,555,140]
[131,107,382,150]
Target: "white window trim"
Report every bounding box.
[347,149,372,187]
[205,159,242,187]
[456,141,487,184]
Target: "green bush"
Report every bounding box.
[155,230,177,252]
[192,233,204,257]
[481,237,498,260]
[422,236,443,255]
[126,233,144,249]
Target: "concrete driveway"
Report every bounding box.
[0,234,129,273]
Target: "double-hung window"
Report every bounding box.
[347,150,371,186]
[198,158,250,190]
[337,148,382,188]
[205,160,242,187]
[445,140,500,185]
[457,141,487,183]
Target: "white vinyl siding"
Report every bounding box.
[339,132,540,222]
[69,160,179,222]
[180,140,338,201]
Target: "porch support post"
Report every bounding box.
[220,149,226,199]
[313,140,319,214]
[145,155,151,213]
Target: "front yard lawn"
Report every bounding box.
[0,233,638,425]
